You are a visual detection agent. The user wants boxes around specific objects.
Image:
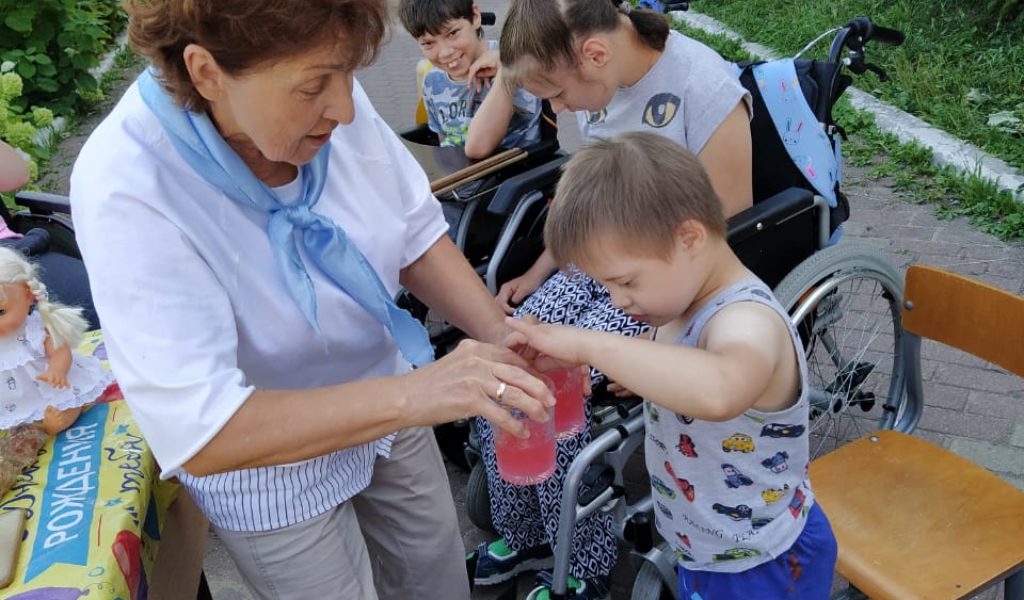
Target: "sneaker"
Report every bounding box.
[524,570,610,600]
[473,539,555,586]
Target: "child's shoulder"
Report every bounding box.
[422,67,463,97]
[705,298,787,340]
[699,281,792,357]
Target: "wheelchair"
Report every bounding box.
[442,15,916,599]
[390,11,576,470]
[398,10,561,283]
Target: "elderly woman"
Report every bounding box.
[68,1,552,598]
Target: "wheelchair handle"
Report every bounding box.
[13,190,72,216]
[827,16,904,81]
[870,24,905,46]
[847,16,905,47]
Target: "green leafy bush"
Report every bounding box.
[0,70,55,185]
[0,0,125,115]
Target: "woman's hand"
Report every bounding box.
[401,338,555,438]
[496,271,547,315]
[466,49,500,94]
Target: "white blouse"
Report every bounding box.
[70,79,447,531]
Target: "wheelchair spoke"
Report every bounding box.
[796,268,904,458]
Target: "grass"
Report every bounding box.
[688,0,1024,172]
[669,18,1024,241]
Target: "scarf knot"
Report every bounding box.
[277,204,318,229]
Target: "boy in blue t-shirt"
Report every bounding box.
[398,0,542,159]
[508,132,838,599]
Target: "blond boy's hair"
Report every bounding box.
[545,132,726,266]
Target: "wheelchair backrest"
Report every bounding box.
[738,59,848,205]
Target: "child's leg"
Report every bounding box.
[478,416,551,549]
[677,502,837,600]
[535,409,619,581]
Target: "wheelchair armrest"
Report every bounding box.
[726,187,815,243]
[518,137,561,163]
[486,155,569,216]
[14,190,72,216]
[399,124,439,146]
[727,187,821,289]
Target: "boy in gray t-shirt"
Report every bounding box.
[398,0,541,159]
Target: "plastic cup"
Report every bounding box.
[492,406,556,485]
[544,367,586,439]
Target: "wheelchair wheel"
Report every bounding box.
[773,240,914,458]
[433,421,471,472]
[630,546,677,600]
[466,460,496,533]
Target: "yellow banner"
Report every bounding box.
[0,331,178,600]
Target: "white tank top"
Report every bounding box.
[644,278,814,573]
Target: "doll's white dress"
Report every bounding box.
[0,310,113,429]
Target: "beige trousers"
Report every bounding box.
[214,426,470,600]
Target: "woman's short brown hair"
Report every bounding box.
[126,0,388,113]
[545,132,726,266]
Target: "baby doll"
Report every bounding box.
[0,247,112,435]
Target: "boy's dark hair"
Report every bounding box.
[546,132,726,266]
[398,0,481,39]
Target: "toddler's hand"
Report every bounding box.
[496,272,545,314]
[504,316,588,368]
[36,371,69,389]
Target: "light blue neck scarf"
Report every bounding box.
[138,69,433,366]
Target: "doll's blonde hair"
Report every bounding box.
[0,247,88,349]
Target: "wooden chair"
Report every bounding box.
[810,264,1024,600]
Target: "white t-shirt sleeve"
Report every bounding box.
[72,149,253,478]
[356,81,448,268]
[681,38,752,155]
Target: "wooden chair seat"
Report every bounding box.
[810,429,1024,599]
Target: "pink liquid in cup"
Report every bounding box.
[545,367,586,439]
[493,407,556,485]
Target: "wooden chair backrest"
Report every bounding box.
[902,264,1024,377]
[415,59,432,126]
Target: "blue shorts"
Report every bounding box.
[678,502,837,600]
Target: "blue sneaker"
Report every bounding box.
[473,539,555,586]
[525,570,610,600]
